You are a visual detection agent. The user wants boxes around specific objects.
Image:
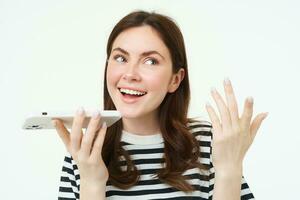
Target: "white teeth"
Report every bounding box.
[119,88,146,96]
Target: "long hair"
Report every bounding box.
[101,10,208,191]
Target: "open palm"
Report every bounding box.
[205,78,268,173]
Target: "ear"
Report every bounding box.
[168,68,185,93]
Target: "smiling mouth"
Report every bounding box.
[118,88,147,99]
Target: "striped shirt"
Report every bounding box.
[58,120,255,199]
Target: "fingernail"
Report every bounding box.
[224,77,231,85]
[77,107,84,115]
[210,87,217,93]
[247,96,254,103]
[92,110,100,119]
[263,112,269,119]
[102,122,107,128]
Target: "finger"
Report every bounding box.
[223,78,240,129]
[52,119,71,150]
[205,102,222,135]
[250,112,268,139]
[210,87,232,132]
[81,111,101,156]
[90,122,107,161]
[70,107,85,152]
[240,97,254,129]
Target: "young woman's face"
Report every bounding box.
[106,25,182,119]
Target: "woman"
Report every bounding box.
[54,10,267,200]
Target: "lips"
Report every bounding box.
[117,87,147,104]
[117,86,147,94]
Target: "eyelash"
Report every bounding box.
[113,54,159,65]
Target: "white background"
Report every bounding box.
[1,0,299,199]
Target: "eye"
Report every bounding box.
[113,55,127,63]
[144,58,158,65]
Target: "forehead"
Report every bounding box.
[111,25,171,58]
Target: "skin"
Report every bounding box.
[53,110,108,199]
[53,25,184,199]
[206,78,268,199]
[106,25,184,135]
[52,25,268,200]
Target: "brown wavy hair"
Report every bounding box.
[101,10,208,192]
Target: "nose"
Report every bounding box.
[122,63,141,82]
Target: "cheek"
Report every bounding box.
[106,66,121,86]
[145,71,171,92]
[106,66,122,100]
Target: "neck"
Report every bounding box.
[122,112,160,136]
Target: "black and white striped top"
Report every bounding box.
[58,120,255,199]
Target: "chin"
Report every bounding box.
[115,106,142,119]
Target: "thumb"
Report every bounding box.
[52,119,70,149]
[250,112,268,139]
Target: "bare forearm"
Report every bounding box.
[80,181,106,200]
[212,170,242,200]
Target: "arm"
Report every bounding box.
[205,78,267,200]
[212,168,243,200]
[80,181,106,200]
[57,155,107,200]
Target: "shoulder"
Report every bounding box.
[187,118,213,166]
[187,118,213,150]
[187,118,213,138]
[61,153,79,176]
[59,154,80,198]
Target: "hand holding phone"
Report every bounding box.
[53,108,111,187]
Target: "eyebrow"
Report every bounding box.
[112,47,165,60]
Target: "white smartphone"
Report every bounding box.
[22,110,121,130]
